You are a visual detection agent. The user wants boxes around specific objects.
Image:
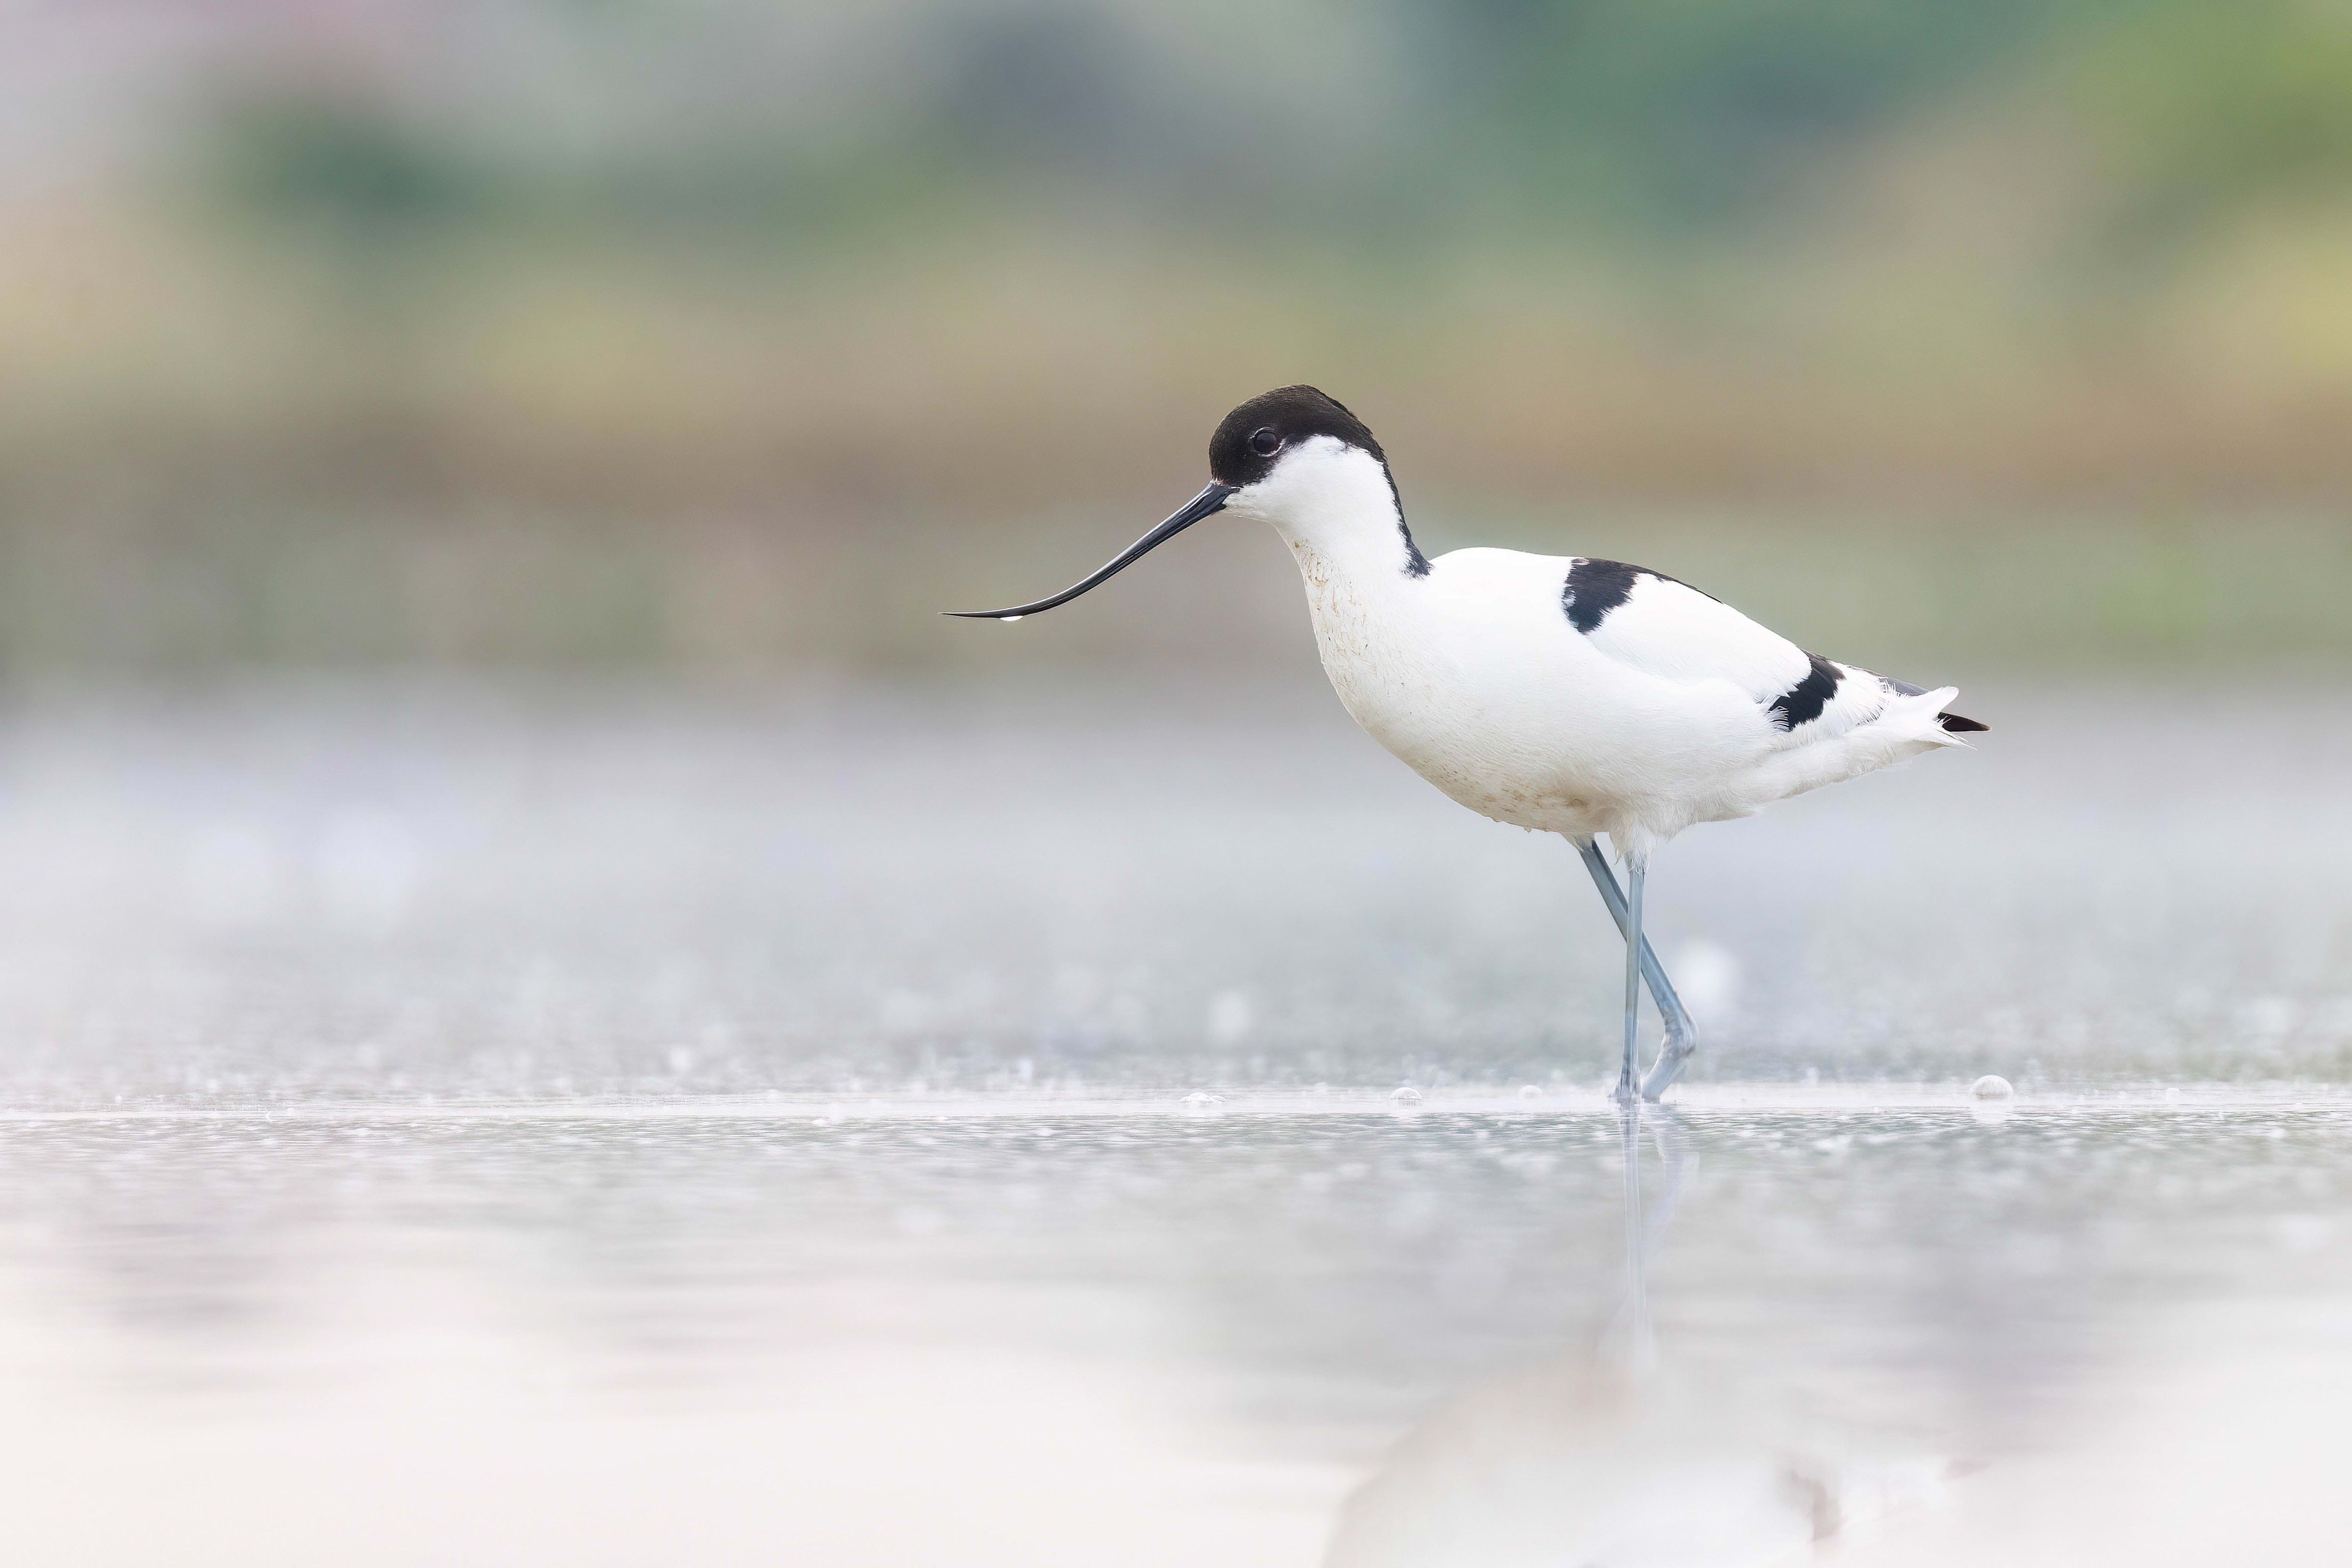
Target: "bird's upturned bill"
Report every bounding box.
[945,482,1234,620]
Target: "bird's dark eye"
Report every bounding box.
[1248,427,1281,457]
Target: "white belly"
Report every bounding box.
[1303,554,1636,838]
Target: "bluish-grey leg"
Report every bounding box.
[1616,858,1645,1103]
[1578,840,1700,1102]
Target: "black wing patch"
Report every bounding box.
[1561,557,1719,635]
[1561,558,1649,634]
[1768,654,1843,731]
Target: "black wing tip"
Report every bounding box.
[1938,712,1989,733]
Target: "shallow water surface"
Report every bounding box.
[1,1094,2348,1564]
[0,676,2346,1101]
[0,680,2346,1563]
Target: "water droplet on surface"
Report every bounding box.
[1970,1075,2013,1100]
[1390,1086,1422,1106]
[1179,1091,1223,1109]
[999,615,1022,623]
[2163,1086,2183,1104]
[1517,1084,1542,1100]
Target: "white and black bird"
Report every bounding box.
[952,387,1984,1102]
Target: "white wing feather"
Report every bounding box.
[1574,567,1953,748]
[1579,572,1810,702]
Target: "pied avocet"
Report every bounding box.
[952,386,1983,1102]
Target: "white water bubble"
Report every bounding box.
[316,809,422,932]
[2276,1215,2330,1253]
[1390,1085,1423,1106]
[185,824,285,929]
[1671,937,1743,1024]
[1517,1084,1543,1100]
[1205,990,1253,1045]
[1970,1075,2014,1100]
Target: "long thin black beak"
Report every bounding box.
[945,482,1234,620]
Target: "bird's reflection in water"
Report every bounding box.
[1324,1106,1949,1568]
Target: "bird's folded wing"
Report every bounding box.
[1576,570,1813,704]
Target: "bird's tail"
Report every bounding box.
[1883,685,1980,751]
[1750,684,1974,806]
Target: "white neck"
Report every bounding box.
[1225,439,1421,585]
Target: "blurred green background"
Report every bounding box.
[5,0,2351,674]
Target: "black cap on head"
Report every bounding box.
[1208,385,1385,488]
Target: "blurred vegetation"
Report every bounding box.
[2,0,2351,670]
